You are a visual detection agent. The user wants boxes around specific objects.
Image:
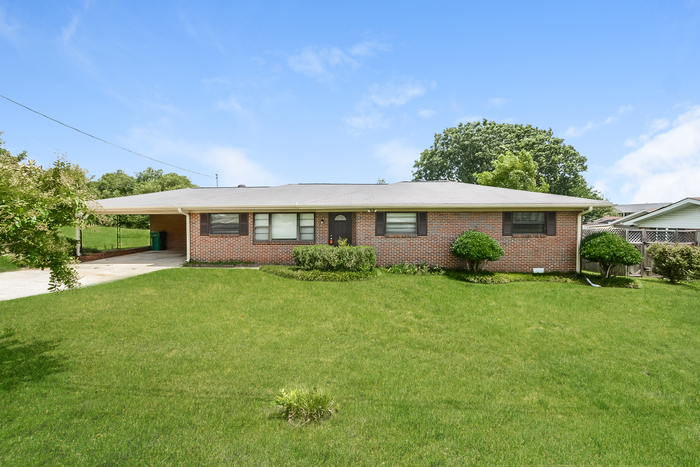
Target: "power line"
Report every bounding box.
[0,93,214,179]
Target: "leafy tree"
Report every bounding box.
[647,243,700,284]
[0,134,92,289]
[579,232,643,279]
[475,150,549,192]
[450,230,504,272]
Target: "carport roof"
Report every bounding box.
[92,181,612,214]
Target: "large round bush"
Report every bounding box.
[579,231,642,278]
[647,242,700,284]
[450,231,504,272]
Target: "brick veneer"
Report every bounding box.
[150,214,186,251]
[190,211,579,272]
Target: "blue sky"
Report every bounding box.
[1,1,699,204]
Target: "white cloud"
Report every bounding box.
[489,98,506,109]
[287,46,357,80]
[649,118,670,133]
[603,106,700,202]
[418,109,436,118]
[204,147,277,186]
[0,7,19,43]
[61,14,80,45]
[374,140,421,180]
[345,80,426,133]
[564,105,633,137]
[217,94,246,115]
[347,40,390,57]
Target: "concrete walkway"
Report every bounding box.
[0,250,185,302]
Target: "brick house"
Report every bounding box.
[95,181,611,272]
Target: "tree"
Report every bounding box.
[413,120,608,220]
[0,134,92,289]
[579,232,643,279]
[475,150,550,193]
[450,230,505,272]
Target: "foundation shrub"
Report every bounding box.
[647,243,700,284]
[450,231,504,272]
[580,232,643,279]
[292,245,376,272]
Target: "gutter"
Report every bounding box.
[576,206,594,273]
[178,208,190,262]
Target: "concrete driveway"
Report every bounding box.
[0,250,185,302]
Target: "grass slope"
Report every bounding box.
[60,225,151,252]
[1,271,699,465]
[0,256,20,273]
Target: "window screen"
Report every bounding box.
[512,212,546,234]
[210,213,240,235]
[386,213,417,235]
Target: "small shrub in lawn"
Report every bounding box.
[260,265,377,281]
[580,232,643,278]
[647,243,700,284]
[450,231,504,271]
[274,388,338,425]
[386,262,445,275]
[292,245,376,271]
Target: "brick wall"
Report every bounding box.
[189,211,579,272]
[150,214,187,251]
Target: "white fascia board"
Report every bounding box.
[625,198,700,224]
[94,203,610,215]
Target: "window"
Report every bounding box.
[502,212,556,236]
[210,213,240,235]
[513,212,546,234]
[254,213,315,241]
[375,212,428,236]
[386,212,418,235]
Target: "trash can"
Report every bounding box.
[150,231,167,250]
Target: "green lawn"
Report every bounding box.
[0,256,20,273]
[1,271,699,465]
[60,225,151,252]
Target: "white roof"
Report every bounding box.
[92,181,612,214]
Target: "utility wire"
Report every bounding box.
[0,93,214,179]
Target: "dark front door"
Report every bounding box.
[329,212,352,246]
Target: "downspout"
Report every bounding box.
[178,208,191,262]
[576,206,593,273]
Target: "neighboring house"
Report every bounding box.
[616,197,700,230]
[611,202,670,217]
[584,216,623,228]
[93,181,611,272]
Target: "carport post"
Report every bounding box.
[76,226,81,257]
[178,208,190,262]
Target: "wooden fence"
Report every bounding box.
[581,228,700,277]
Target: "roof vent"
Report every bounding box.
[238,184,246,188]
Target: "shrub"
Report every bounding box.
[274,388,339,425]
[260,265,376,282]
[647,243,700,284]
[386,262,445,275]
[292,245,376,271]
[450,231,505,272]
[579,232,643,279]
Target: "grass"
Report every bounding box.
[261,265,377,281]
[60,225,151,252]
[184,259,256,267]
[1,271,699,465]
[0,256,20,273]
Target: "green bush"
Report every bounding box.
[647,243,700,284]
[260,265,377,282]
[450,231,504,271]
[580,232,643,279]
[274,388,339,425]
[292,245,376,271]
[386,262,445,275]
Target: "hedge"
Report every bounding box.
[292,245,376,271]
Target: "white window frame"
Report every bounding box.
[254,213,315,241]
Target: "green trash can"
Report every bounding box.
[150,231,167,251]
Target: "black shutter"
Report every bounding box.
[239,213,249,236]
[200,213,210,236]
[546,212,556,236]
[502,212,513,236]
[375,212,386,236]
[417,212,428,236]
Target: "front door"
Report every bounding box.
[329,212,352,246]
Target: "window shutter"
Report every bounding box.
[239,213,249,236]
[546,212,556,236]
[375,212,386,236]
[502,212,513,236]
[200,213,210,236]
[417,212,428,236]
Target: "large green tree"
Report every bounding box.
[413,119,599,198]
[475,150,549,193]
[0,134,93,289]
